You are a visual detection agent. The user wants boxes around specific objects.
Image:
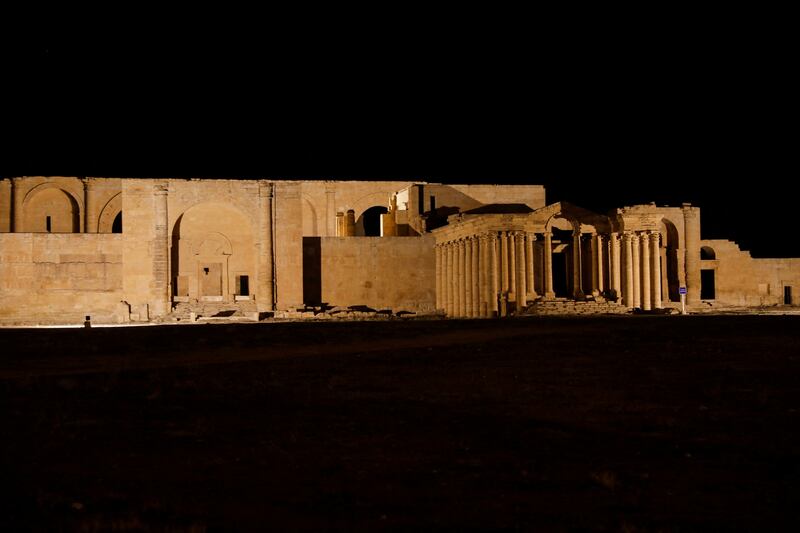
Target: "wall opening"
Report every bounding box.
[701,246,716,260]
[429,195,436,212]
[359,206,389,236]
[552,252,568,297]
[785,286,792,305]
[701,269,716,300]
[302,237,322,306]
[46,216,51,233]
[112,212,122,233]
[236,275,250,296]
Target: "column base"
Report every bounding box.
[544,292,556,300]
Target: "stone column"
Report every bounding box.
[325,184,336,236]
[12,177,23,232]
[479,234,490,317]
[82,178,91,232]
[457,239,466,317]
[650,232,663,309]
[624,232,634,308]
[435,244,442,311]
[471,237,480,317]
[515,231,526,313]
[595,234,604,295]
[632,233,641,309]
[683,206,701,306]
[335,212,344,236]
[152,182,170,317]
[446,242,454,316]
[500,231,509,293]
[610,233,621,300]
[509,232,516,299]
[490,232,499,316]
[526,232,537,299]
[641,232,651,311]
[543,231,555,299]
[465,237,473,317]
[572,229,583,299]
[258,181,275,311]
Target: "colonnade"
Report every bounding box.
[435,230,537,318]
[436,229,666,317]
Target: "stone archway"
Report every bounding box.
[97,193,122,233]
[171,202,255,303]
[21,185,81,233]
[660,218,682,302]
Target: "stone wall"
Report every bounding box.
[0,233,124,323]
[315,236,436,312]
[702,239,800,306]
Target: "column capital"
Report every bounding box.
[649,232,661,243]
[526,231,537,241]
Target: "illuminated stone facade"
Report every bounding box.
[0,177,797,324]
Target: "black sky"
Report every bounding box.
[4,26,796,257]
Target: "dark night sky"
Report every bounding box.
[4,27,796,257]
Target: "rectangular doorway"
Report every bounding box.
[785,286,793,305]
[701,269,716,300]
[200,263,223,297]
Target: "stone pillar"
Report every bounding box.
[595,234,604,295]
[500,231,509,293]
[624,232,634,308]
[152,182,170,317]
[82,178,91,233]
[641,232,652,311]
[453,241,461,317]
[632,232,641,309]
[465,237,473,317]
[526,232,537,298]
[543,231,555,299]
[435,244,443,311]
[610,233,621,300]
[515,231,526,313]
[509,232,516,299]
[0,179,11,232]
[572,230,583,299]
[446,242,454,316]
[345,209,356,236]
[12,177,23,232]
[258,181,275,311]
[490,232,499,316]
[335,211,344,236]
[471,237,480,317]
[460,239,468,317]
[325,184,336,236]
[650,232,663,309]
[661,246,669,303]
[479,234,490,317]
[683,206,701,306]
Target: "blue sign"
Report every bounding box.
[679,287,687,295]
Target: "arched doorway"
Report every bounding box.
[660,218,681,302]
[171,203,255,303]
[357,206,389,236]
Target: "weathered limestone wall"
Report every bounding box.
[0,179,11,232]
[0,233,123,323]
[121,179,161,320]
[319,236,436,312]
[275,181,304,309]
[705,239,800,306]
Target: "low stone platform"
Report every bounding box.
[524,298,630,316]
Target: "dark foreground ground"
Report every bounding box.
[1,316,799,531]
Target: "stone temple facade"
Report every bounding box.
[0,176,798,324]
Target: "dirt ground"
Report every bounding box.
[1,316,799,531]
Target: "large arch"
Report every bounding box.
[660,217,682,302]
[171,202,255,302]
[21,184,81,233]
[356,205,389,236]
[97,192,122,233]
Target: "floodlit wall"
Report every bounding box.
[316,236,436,312]
[702,239,800,306]
[0,233,124,323]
